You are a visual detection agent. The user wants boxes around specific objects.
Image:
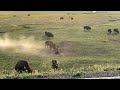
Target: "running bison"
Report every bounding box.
[113,29,119,34]
[51,59,58,69]
[84,26,91,31]
[45,31,54,38]
[45,40,56,50]
[15,60,32,73]
[108,29,112,34]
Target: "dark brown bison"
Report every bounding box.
[15,60,32,73]
[71,17,73,20]
[51,59,58,69]
[113,29,119,34]
[108,29,112,34]
[45,31,54,38]
[84,26,91,31]
[45,40,55,50]
[28,14,30,16]
[60,17,64,20]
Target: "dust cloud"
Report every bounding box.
[0,33,44,55]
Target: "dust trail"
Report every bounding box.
[0,33,44,55]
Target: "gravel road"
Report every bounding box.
[26,70,120,79]
[5,70,120,79]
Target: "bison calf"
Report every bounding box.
[15,60,32,73]
[51,59,58,69]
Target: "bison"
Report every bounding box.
[84,26,91,32]
[45,31,54,38]
[108,29,112,34]
[28,14,30,16]
[53,45,60,55]
[15,60,32,73]
[51,59,58,69]
[113,29,119,34]
[71,17,73,20]
[45,40,56,50]
[60,17,64,20]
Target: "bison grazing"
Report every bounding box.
[51,59,58,69]
[28,14,30,16]
[45,31,54,38]
[84,26,91,32]
[60,17,64,20]
[113,29,119,34]
[108,29,112,34]
[15,60,32,73]
[71,17,73,20]
[13,15,16,17]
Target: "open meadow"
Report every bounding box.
[0,11,120,79]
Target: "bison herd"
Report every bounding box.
[45,31,60,55]
[15,59,59,73]
[13,31,59,74]
[14,31,60,74]
[83,26,119,35]
[60,16,74,20]
[8,14,120,74]
[14,26,119,74]
[108,28,119,35]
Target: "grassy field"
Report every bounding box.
[0,11,120,78]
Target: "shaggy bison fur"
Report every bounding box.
[15,60,32,73]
